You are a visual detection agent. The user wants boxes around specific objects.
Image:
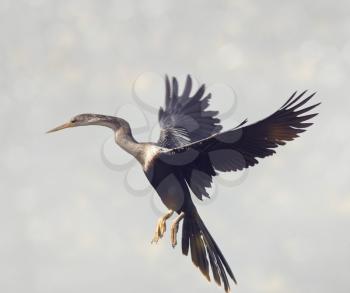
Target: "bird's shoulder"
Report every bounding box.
[142,144,170,171]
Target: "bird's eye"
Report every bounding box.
[71,118,77,123]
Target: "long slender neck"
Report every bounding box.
[114,125,143,162]
[93,116,145,162]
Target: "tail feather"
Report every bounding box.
[198,218,237,282]
[182,215,190,255]
[181,209,236,292]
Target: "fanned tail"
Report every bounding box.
[182,208,236,292]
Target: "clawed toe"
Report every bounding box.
[151,218,166,244]
[151,210,185,247]
[170,222,179,248]
[151,210,174,244]
[170,212,185,248]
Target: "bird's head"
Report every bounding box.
[47,114,127,133]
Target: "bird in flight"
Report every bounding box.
[48,75,319,292]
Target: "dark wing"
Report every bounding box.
[158,91,320,200]
[157,75,222,148]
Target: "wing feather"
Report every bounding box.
[157,75,222,148]
[157,91,320,200]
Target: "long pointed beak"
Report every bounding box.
[46,122,74,133]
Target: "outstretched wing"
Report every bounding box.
[157,91,320,199]
[157,75,222,148]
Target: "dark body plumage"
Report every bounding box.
[144,76,319,292]
[48,75,319,293]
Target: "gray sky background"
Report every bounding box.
[1,0,349,292]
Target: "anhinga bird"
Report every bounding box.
[48,75,319,292]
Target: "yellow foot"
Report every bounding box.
[151,210,174,244]
[170,212,185,248]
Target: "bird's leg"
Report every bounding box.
[151,210,174,244]
[170,212,185,248]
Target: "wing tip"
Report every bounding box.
[282,90,319,112]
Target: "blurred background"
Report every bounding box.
[1,0,349,292]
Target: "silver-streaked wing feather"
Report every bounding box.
[157,91,320,200]
[157,75,223,148]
